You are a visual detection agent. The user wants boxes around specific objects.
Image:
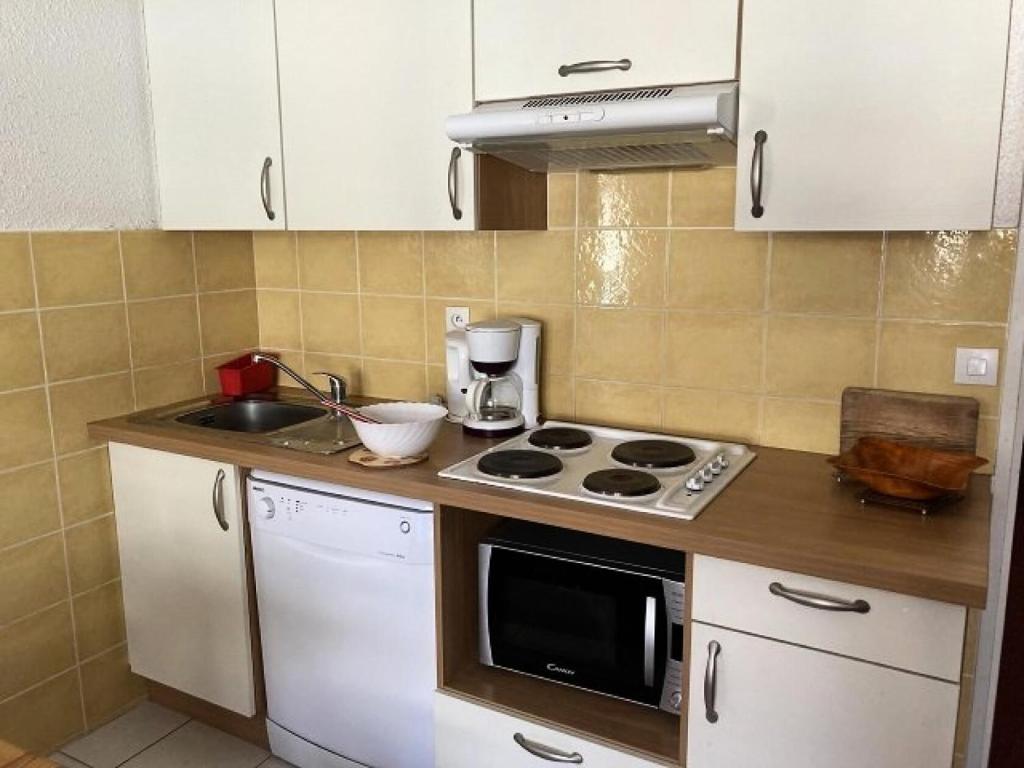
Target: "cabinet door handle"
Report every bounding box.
[447,147,463,221]
[749,130,767,218]
[558,58,632,77]
[704,640,721,723]
[513,733,583,764]
[260,156,276,221]
[769,581,870,613]
[211,469,229,531]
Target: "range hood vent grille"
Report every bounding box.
[522,87,674,109]
[490,141,715,172]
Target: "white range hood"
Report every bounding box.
[446,82,738,172]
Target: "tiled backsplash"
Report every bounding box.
[0,166,1015,751]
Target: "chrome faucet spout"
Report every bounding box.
[252,354,345,407]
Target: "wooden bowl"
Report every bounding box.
[827,437,987,500]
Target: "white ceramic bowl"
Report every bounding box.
[351,402,448,458]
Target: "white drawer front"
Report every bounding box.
[691,555,965,681]
[435,693,663,768]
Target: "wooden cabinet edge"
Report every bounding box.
[475,154,548,230]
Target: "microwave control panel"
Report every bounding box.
[661,578,686,712]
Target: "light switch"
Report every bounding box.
[954,347,999,386]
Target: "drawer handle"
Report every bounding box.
[750,129,767,218]
[211,469,228,531]
[558,59,632,77]
[704,640,721,723]
[513,733,583,764]
[769,581,870,614]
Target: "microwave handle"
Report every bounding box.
[643,595,656,687]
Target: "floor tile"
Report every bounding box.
[49,754,92,768]
[258,759,296,768]
[61,701,189,768]
[121,721,268,768]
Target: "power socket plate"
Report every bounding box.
[446,306,470,333]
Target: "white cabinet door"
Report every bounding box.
[144,0,285,230]
[474,0,739,102]
[276,0,475,231]
[109,443,255,716]
[686,623,959,768]
[734,0,1010,231]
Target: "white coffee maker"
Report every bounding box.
[445,318,540,436]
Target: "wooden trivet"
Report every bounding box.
[348,447,428,468]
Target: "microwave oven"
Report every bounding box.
[478,520,685,714]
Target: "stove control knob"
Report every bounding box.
[701,466,715,482]
[686,476,704,492]
[399,520,412,534]
[256,496,276,520]
[718,453,730,469]
[709,457,723,475]
[670,691,683,709]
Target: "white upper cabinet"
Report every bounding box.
[144,0,285,230]
[734,0,1012,231]
[276,0,475,230]
[474,0,740,102]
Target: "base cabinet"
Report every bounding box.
[108,443,255,716]
[686,622,959,768]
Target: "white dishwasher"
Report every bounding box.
[248,471,436,768]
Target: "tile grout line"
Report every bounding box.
[293,231,306,375]
[0,512,117,557]
[108,711,195,768]
[873,232,888,388]
[189,232,207,392]
[117,232,139,412]
[354,232,366,391]
[570,171,580,419]
[420,231,429,396]
[758,232,774,444]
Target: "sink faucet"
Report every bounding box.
[252,354,347,409]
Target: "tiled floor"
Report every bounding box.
[51,702,291,768]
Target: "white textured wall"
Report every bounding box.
[0,0,157,230]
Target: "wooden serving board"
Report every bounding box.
[839,387,980,454]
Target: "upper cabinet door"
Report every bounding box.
[734,0,1011,231]
[474,0,739,102]
[276,0,475,231]
[144,0,285,230]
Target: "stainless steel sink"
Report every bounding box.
[174,400,327,433]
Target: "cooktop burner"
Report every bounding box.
[478,449,563,479]
[612,440,696,469]
[528,427,593,451]
[583,468,662,498]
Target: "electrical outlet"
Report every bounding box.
[446,306,470,333]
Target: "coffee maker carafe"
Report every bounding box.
[445,318,540,436]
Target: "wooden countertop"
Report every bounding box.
[89,395,990,608]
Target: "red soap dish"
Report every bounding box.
[217,353,276,396]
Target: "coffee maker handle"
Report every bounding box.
[466,379,486,417]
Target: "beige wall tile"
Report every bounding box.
[361,360,426,401]
[877,321,1006,417]
[0,601,75,700]
[496,231,575,304]
[33,232,122,307]
[198,290,258,355]
[541,374,574,421]
[268,350,305,380]
[496,302,574,376]
[670,167,735,227]
[253,232,298,289]
[0,388,53,469]
[548,173,577,228]
[134,361,205,412]
[298,232,358,292]
[58,448,113,526]
[884,230,1016,322]
[0,670,83,754]
[41,305,131,382]
[576,230,666,307]
[763,399,841,454]
[359,232,423,295]
[0,533,67,625]
[0,233,35,312]
[576,308,663,383]
[302,354,363,395]
[668,231,768,311]
[257,290,301,350]
[361,296,425,361]
[427,364,446,402]
[80,644,146,728]
[575,379,661,431]
[121,231,195,299]
[128,296,201,368]
[49,373,133,455]
[301,293,361,355]
[665,313,763,391]
[765,316,875,399]
[73,581,127,659]
[0,313,44,391]
[579,171,669,227]
[662,389,761,443]
[771,233,882,316]
[66,515,119,595]
[425,299,494,364]
[424,232,495,299]
[194,232,255,291]
[0,463,59,549]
